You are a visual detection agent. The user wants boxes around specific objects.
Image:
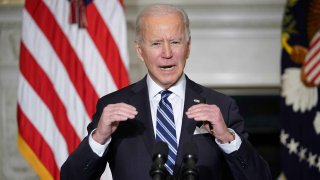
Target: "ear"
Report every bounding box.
[135,42,145,62]
[186,37,191,59]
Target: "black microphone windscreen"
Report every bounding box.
[183,141,198,159]
[152,141,169,158]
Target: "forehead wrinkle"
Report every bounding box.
[141,14,185,39]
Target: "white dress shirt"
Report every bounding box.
[147,73,186,144]
[89,74,241,157]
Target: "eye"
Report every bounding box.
[151,42,161,46]
[171,40,181,45]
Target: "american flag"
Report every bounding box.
[17,0,129,179]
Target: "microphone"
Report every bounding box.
[150,141,169,180]
[181,142,198,180]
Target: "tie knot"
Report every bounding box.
[160,90,172,100]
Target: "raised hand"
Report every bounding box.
[93,103,138,144]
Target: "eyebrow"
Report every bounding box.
[150,37,183,42]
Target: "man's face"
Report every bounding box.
[135,12,190,89]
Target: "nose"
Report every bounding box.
[162,41,173,58]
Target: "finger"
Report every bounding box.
[108,103,137,112]
[186,105,207,117]
[187,104,218,114]
[105,104,138,117]
[186,111,210,120]
[187,105,213,117]
[110,113,134,121]
[109,106,138,116]
[105,107,138,121]
[102,113,134,127]
[187,103,206,111]
[114,108,138,119]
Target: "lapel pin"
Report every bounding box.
[193,99,200,103]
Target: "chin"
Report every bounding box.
[161,79,179,88]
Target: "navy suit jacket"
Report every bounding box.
[60,76,272,180]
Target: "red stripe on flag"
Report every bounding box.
[305,47,320,66]
[305,33,320,65]
[25,0,98,116]
[17,105,60,179]
[305,58,320,77]
[118,0,124,8]
[19,43,80,153]
[86,3,129,89]
[18,0,130,179]
[310,70,320,84]
[308,33,320,51]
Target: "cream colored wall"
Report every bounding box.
[0,0,285,179]
[126,0,285,91]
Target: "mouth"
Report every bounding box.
[160,65,175,70]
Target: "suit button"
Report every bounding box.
[237,156,248,169]
[84,160,92,170]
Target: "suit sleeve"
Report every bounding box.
[224,98,273,180]
[60,98,108,180]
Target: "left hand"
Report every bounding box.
[186,103,234,143]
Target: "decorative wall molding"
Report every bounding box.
[125,0,286,89]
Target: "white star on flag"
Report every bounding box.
[307,152,317,167]
[287,138,299,154]
[280,130,289,145]
[299,146,307,162]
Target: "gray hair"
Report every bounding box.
[135,4,190,43]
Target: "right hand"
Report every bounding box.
[93,103,138,144]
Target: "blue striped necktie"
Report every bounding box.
[156,90,177,175]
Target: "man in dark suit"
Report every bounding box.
[60,3,272,180]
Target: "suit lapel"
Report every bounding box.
[128,77,155,157]
[174,77,206,174]
[128,76,206,175]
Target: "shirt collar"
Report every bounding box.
[147,74,186,99]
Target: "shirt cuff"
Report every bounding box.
[88,129,111,157]
[215,128,242,154]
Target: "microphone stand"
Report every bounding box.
[180,142,199,180]
[150,153,168,180]
[181,154,198,180]
[150,142,169,180]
